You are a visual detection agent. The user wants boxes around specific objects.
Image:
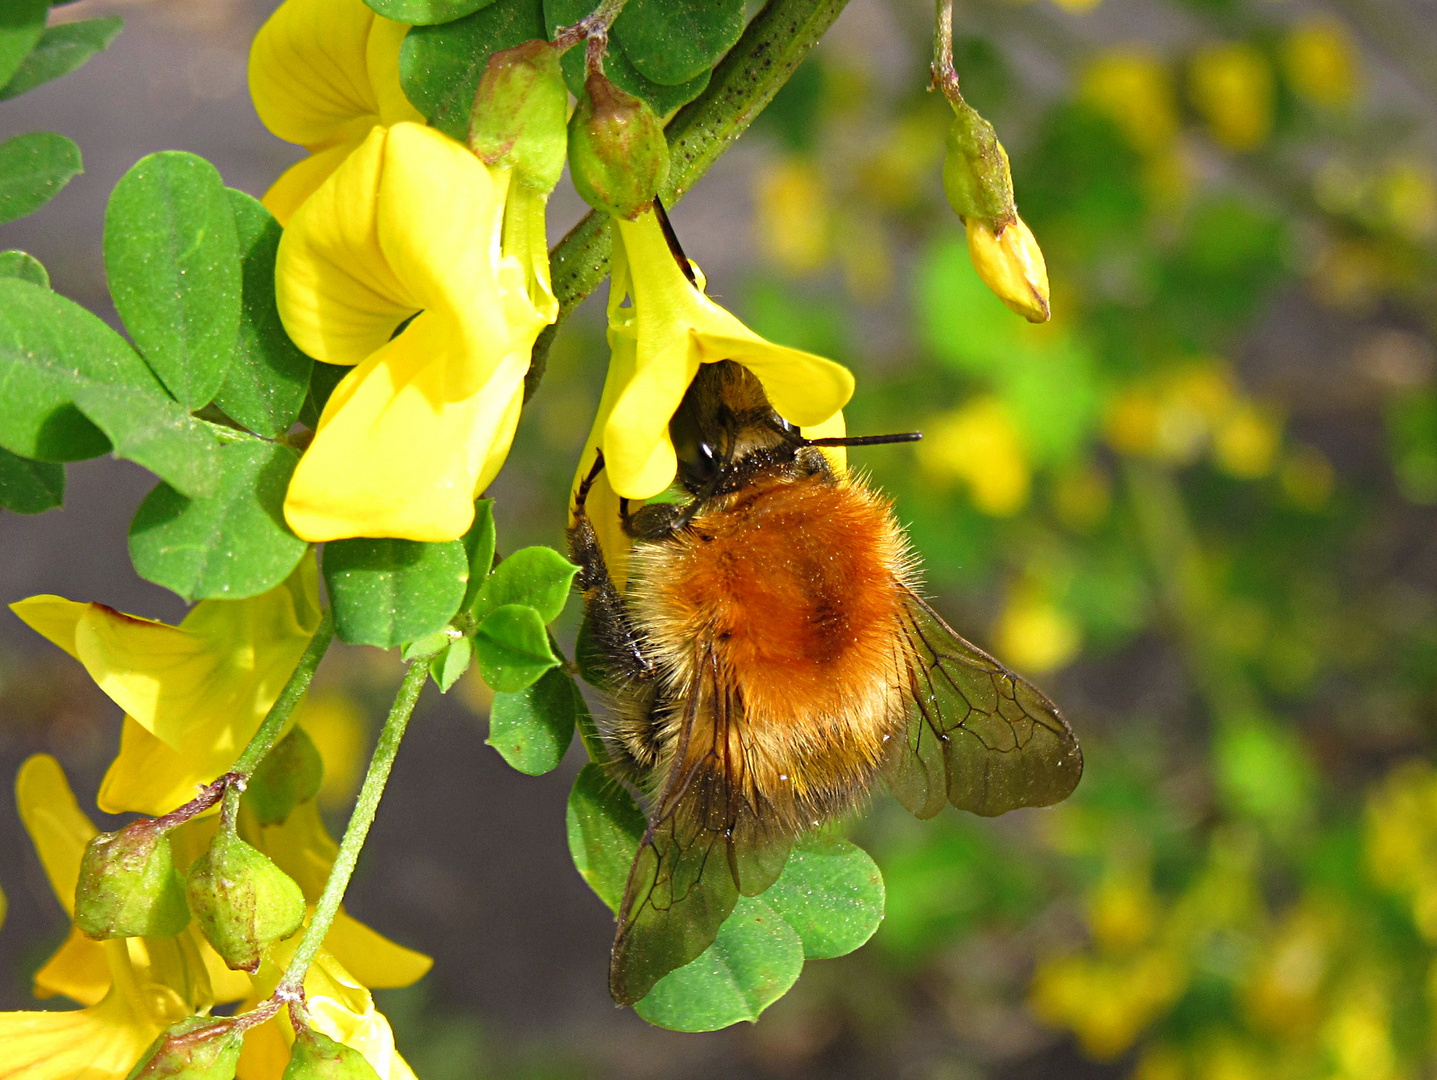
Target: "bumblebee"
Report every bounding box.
[569,359,1082,1006]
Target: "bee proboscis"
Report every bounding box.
[569,360,1082,1007]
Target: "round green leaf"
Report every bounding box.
[364,0,495,25]
[323,537,469,649]
[213,191,312,437]
[611,0,744,87]
[0,17,124,102]
[0,277,223,496]
[104,151,242,410]
[429,634,472,692]
[566,763,645,913]
[0,132,82,226]
[546,0,710,116]
[0,0,48,89]
[401,0,548,140]
[473,603,559,692]
[0,446,62,513]
[634,895,804,1032]
[0,249,47,287]
[487,666,584,775]
[472,545,576,624]
[128,441,308,602]
[762,837,885,959]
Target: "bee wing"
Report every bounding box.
[609,647,791,1007]
[886,586,1083,819]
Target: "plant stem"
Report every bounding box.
[524,0,853,400]
[275,657,430,995]
[932,0,960,101]
[232,608,335,779]
[552,0,630,52]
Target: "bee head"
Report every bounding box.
[669,362,800,495]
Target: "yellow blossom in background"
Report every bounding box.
[1213,400,1282,478]
[1379,160,1437,242]
[1283,18,1360,110]
[1243,900,1336,1037]
[10,560,322,817]
[834,211,893,301]
[249,0,422,223]
[1082,50,1180,155]
[1052,460,1112,531]
[1189,42,1274,153]
[1279,445,1335,511]
[278,122,557,542]
[1322,976,1399,1080]
[1365,762,1437,941]
[1030,947,1187,1059]
[573,207,853,582]
[755,156,830,275]
[994,588,1082,674]
[919,395,1031,515]
[1087,853,1160,953]
[1047,0,1102,12]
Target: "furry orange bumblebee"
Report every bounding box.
[570,360,1082,1007]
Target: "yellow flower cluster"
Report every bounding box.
[2,561,430,1080]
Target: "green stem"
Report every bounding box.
[932,0,960,101]
[276,657,430,994]
[524,0,853,400]
[232,608,335,779]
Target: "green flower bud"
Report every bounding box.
[124,1017,243,1080]
[244,727,324,827]
[187,825,306,972]
[468,39,569,193]
[75,821,190,940]
[567,71,669,220]
[941,97,1016,227]
[282,1026,382,1080]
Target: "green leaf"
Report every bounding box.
[364,0,495,25]
[0,249,48,287]
[566,762,646,913]
[0,17,124,101]
[323,537,469,648]
[487,666,583,775]
[0,132,82,225]
[104,151,242,409]
[761,837,884,959]
[128,441,308,601]
[545,0,710,116]
[0,0,47,88]
[634,895,804,1032]
[473,603,558,692]
[0,278,221,496]
[298,360,349,429]
[213,191,312,437]
[429,634,472,692]
[611,0,744,87]
[401,0,548,140]
[472,545,576,624]
[0,446,62,513]
[460,498,496,610]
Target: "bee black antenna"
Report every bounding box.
[806,432,923,448]
[652,198,699,288]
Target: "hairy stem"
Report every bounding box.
[932,0,960,100]
[276,657,430,994]
[525,0,853,400]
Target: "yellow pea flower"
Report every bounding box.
[278,122,558,542]
[249,0,423,224]
[572,207,854,577]
[10,560,322,817]
[965,215,1050,324]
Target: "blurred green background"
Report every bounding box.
[7,0,1437,1076]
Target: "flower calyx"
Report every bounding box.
[282,1022,383,1080]
[123,1017,244,1080]
[244,727,324,828]
[568,70,670,220]
[468,40,570,193]
[186,815,306,972]
[75,819,191,940]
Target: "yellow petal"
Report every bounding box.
[801,408,847,475]
[15,755,97,916]
[98,718,221,818]
[325,910,433,990]
[965,214,1051,323]
[0,992,156,1080]
[262,143,356,227]
[284,313,530,541]
[304,952,417,1080]
[249,0,416,152]
[34,926,109,1006]
[8,595,87,659]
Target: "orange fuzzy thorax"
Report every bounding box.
[626,472,913,834]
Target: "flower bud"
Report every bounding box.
[468,40,569,193]
[567,71,669,220]
[75,821,189,940]
[941,98,1015,226]
[966,214,1051,324]
[186,826,306,972]
[283,1026,382,1080]
[244,727,324,827]
[124,1017,243,1080]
